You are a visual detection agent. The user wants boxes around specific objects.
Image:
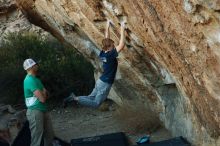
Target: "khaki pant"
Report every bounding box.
[26,109,54,146]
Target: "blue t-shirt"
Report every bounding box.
[99,48,118,84]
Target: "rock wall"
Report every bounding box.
[0,104,26,144]
[1,0,220,145]
[0,0,47,45]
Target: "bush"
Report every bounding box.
[0,32,94,104]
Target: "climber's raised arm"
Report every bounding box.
[116,21,126,53]
[105,19,111,38]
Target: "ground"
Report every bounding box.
[50,102,172,145]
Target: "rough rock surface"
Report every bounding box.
[1,0,220,145]
[0,104,26,144]
[0,0,47,45]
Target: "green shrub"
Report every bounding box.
[0,32,94,104]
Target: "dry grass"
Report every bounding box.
[114,101,161,134]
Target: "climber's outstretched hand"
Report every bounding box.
[121,20,127,29]
[105,19,113,38]
[116,20,126,53]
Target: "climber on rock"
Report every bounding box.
[63,19,126,108]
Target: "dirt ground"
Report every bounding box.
[50,102,172,145]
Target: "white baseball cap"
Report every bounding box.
[23,58,37,70]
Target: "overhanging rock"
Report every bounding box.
[3,0,219,145]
